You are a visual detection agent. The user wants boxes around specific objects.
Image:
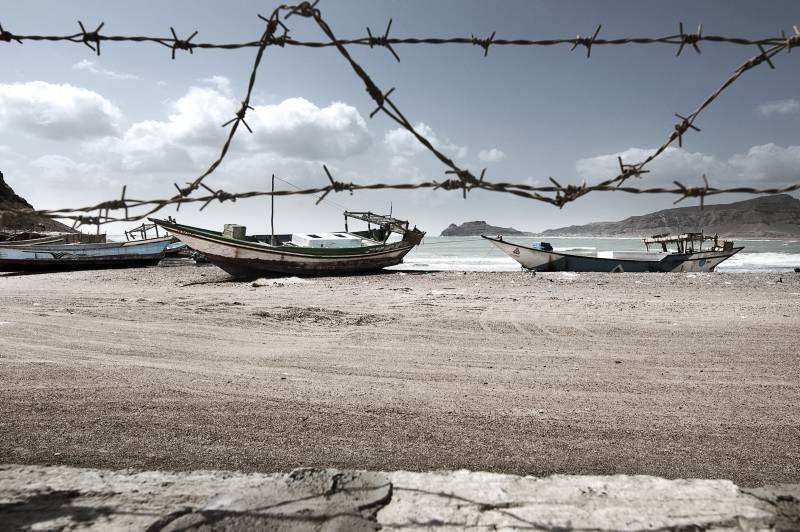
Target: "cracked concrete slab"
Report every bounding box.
[0,464,798,531]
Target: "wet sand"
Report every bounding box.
[0,266,798,486]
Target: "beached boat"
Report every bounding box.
[483,233,743,273]
[151,212,425,277]
[0,237,172,272]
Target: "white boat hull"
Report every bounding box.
[159,221,418,277]
[484,236,742,273]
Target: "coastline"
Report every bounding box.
[1,266,798,485]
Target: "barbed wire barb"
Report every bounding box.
[0,22,23,44]
[169,27,198,59]
[366,18,400,62]
[676,22,702,56]
[673,113,701,148]
[473,31,496,57]
[78,20,104,55]
[571,24,601,57]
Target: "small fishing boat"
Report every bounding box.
[0,237,172,272]
[151,211,425,277]
[483,233,742,273]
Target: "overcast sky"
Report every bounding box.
[1,0,799,236]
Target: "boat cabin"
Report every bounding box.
[291,232,363,249]
[238,211,424,249]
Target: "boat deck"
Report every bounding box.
[560,249,670,261]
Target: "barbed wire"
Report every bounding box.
[3,18,797,54]
[1,2,799,228]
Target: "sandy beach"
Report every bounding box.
[0,265,798,486]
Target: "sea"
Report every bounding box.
[391,236,800,273]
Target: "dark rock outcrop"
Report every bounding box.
[0,170,74,233]
[441,220,531,237]
[541,194,800,238]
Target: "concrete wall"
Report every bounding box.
[1,465,798,530]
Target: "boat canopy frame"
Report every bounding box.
[643,232,729,253]
[344,211,412,233]
[125,222,162,241]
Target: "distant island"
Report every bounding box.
[441,220,531,237]
[0,170,75,233]
[540,194,800,238]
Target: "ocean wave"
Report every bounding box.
[717,252,800,272]
[553,246,596,252]
[396,252,800,272]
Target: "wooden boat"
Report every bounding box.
[0,237,172,272]
[483,233,743,273]
[151,212,425,277]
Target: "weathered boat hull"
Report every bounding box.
[153,219,419,278]
[0,237,172,272]
[483,236,742,273]
[164,240,191,257]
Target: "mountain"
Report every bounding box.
[441,220,531,237]
[0,170,75,233]
[540,194,800,238]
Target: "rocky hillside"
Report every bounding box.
[0,170,74,232]
[540,194,800,238]
[441,220,531,237]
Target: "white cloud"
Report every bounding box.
[478,148,506,162]
[728,143,800,181]
[73,59,139,81]
[576,144,800,187]
[0,78,377,216]
[160,86,236,147]
[215,152,327,190]
[91,82,371,173]
[200,76,232,96]
[81,85,232,174]
[384,122,467,161]
[248,98,371,160]
[29,154,113,188]
[0,81,122,140]
[576,147,724,184]
[756,98,800,117]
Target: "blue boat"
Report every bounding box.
[0,237,172,272]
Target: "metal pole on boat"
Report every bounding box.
[270,173,276,245]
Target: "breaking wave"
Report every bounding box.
[717,252,800,272]
[396,251,800,272]
[553,246,596,253]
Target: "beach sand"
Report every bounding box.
[0,265,798,486]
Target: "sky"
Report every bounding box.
[1,0,799,236]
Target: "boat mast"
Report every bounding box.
[270,173,276,245]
